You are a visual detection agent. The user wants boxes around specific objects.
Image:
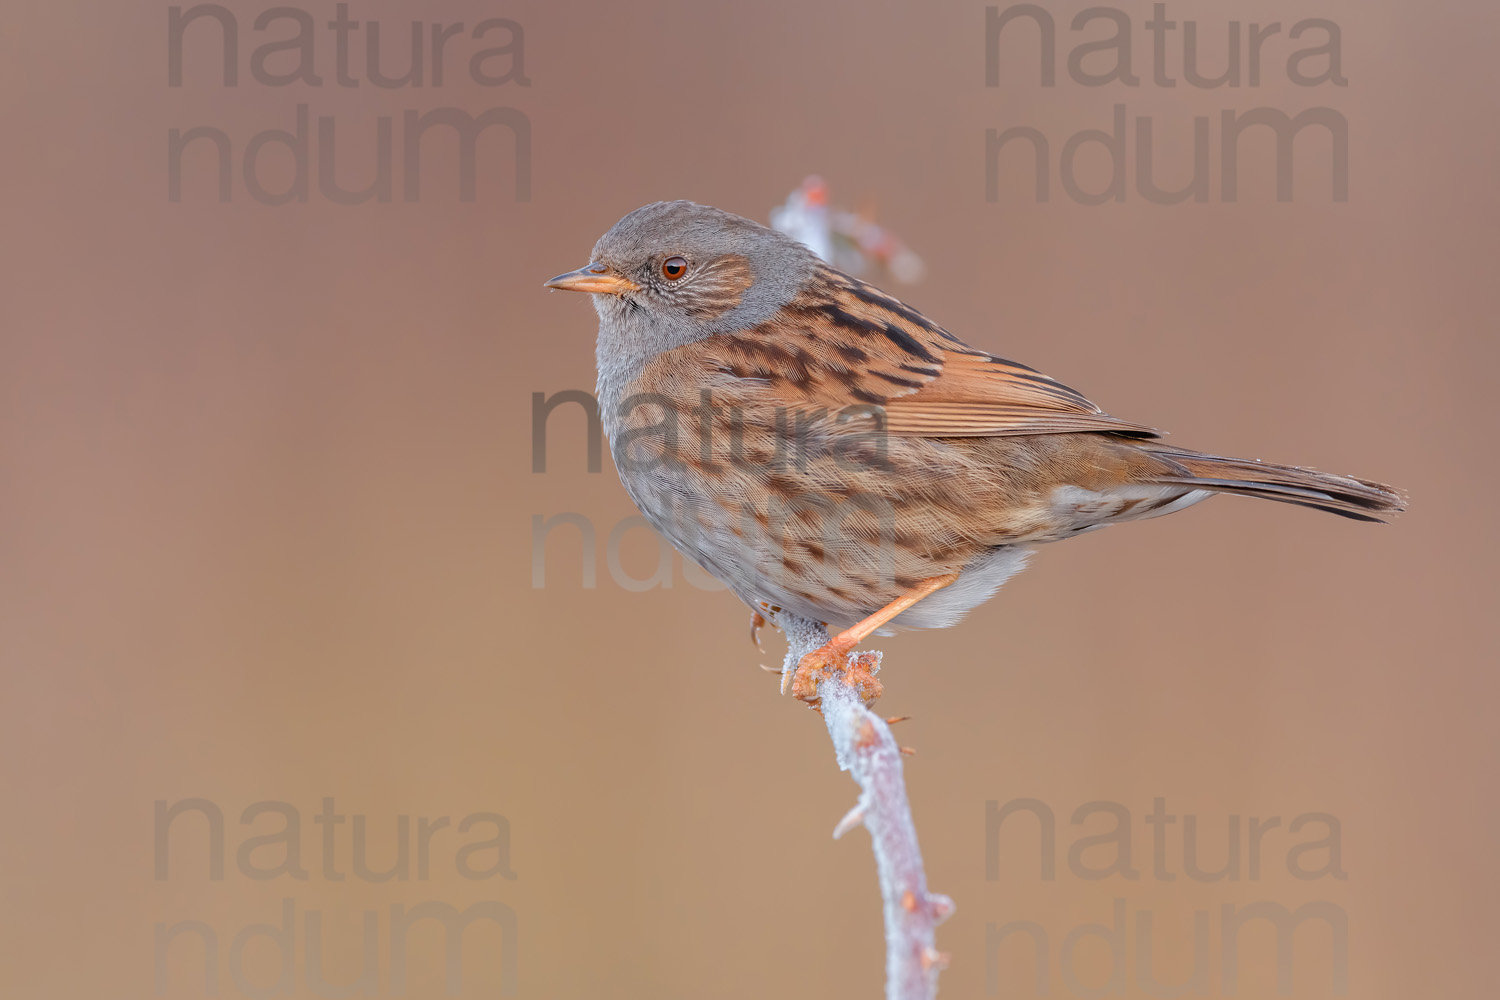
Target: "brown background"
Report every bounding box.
[3,0,1497,996]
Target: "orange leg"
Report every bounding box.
[784,573,961,704]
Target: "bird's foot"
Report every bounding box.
[777,573,956,707]
[785,641,883,708]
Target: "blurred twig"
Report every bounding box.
[780,614,954,1000]
[770,176,925,285]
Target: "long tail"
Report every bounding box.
[1141,446,1406,522]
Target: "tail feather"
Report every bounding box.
[1143,447,1406,522]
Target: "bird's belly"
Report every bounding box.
[610,421,1016,628]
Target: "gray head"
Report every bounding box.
[545,201,820,383]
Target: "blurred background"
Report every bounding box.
[2,0,1497,996]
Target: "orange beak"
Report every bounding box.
[544,262,640,295]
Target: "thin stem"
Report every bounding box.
[781,613,954,1000]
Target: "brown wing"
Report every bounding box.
[696,267,1160,439]
[880,350,1158,438]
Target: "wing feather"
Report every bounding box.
[650,266,1160,440]
[817,270,1161,439]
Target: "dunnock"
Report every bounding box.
[546,201,1403,703]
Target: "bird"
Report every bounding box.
[544,200,1404,704]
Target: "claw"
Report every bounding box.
[749,609,767,649]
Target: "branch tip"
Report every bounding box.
[832,803,866,840]
[930,893,955,924]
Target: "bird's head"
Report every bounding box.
[545,200,820,356]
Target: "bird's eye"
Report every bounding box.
[661,256,688,280]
